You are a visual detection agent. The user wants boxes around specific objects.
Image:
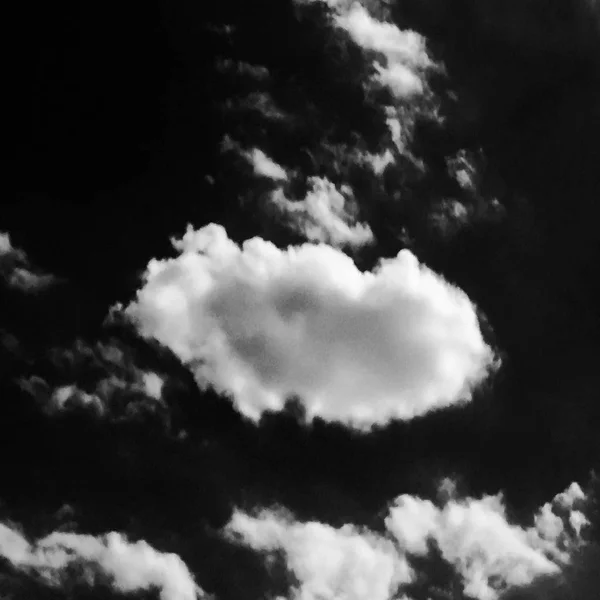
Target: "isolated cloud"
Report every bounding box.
[246,148,289,181]
[0,523,202,600]
[226,482,590,600]
[126,224,494,427]
[270,177,374,248]
[225,509,412,600]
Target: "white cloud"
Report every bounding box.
[0,523,31,565]
[50,384,106,416]
[0,232,19,256]
[387,494,559,600]
[143,371,165,400]
[386,482,590,600]
[220,138,288,182]
[126,224,494,427]
[246,148,289,181]
[225,509,412,600]
[18,351,168,421]
[532,482,589,559]
[0,524,203,600]
[363,148,395,174]
[335,3,433,98]
[225,482,590,600]
[270,177,374,248]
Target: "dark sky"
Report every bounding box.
[2,1,600,599]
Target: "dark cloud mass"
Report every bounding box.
[3,0,600,599]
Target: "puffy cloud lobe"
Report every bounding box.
[226,482,590,600]
[225,509,412,600]
[270,177,374,248]
[0,523,202,600]
[127,224,494,427]
[334,3,433,98]
[532,482,589,559]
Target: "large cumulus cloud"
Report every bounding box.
[126,224,494,427]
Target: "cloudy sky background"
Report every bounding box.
[3,0,600,598]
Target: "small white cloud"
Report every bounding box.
[18,343,169,422]
[143,371,165,400]
[363,149,395,174]
[126,224,494,428]
[532,482,589,556]
[221,139,288,182]
[0,232,19,256]
[226,509,412,600]
[51,384,105,416]
[375,62,424,98]
[232,92,290,122]
[0,524,203,600]
[389,495,558,600]
[0,523,31,565]
[246,148,289,181]
[270,177,374,248]
[386,482,591,600]
[215,59,270,80]
[335,3,433,98]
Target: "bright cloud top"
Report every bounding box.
[334,3,433,98]
[126,224,494,427]
[0,524,202,600]
[270,177,374,248]
[225,482,590,600]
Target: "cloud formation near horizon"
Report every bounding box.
[126,224,494,427]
